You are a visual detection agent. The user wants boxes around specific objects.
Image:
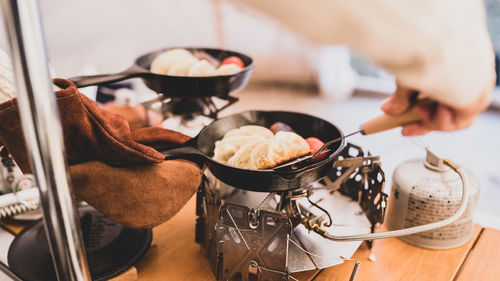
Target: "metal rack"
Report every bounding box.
[1,0,91,280]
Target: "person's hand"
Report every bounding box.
[381,76,496,136]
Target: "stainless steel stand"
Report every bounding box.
[1,0,91,280]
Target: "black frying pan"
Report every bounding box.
[162,110,345,192]
[69,47,254,98]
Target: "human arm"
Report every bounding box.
[234,0,496,133]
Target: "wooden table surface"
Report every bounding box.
[456,228,500,281]
[314,226,482,281]
[134,196,320,281]
[2,195,499,281]
[133,195,499,281]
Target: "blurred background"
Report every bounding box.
[1,0,499,99]
[0,0,499,225]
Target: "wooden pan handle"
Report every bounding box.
[361,107,422,135]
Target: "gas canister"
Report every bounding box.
[386,149,479,249]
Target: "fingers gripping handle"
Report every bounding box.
[361,107,422,135]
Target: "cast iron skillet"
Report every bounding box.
[162,110,345,192]
[69,47,254,98]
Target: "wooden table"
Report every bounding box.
[134,196,319,281]
[2,195,499,281]
[133,196,499,281]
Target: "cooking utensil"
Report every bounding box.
[162,110,345,192]
[69,47,254,98]
[274,107,422,171]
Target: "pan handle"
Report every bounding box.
[162,146,206,158]
[69,65,150,88]
[162,146,208,168]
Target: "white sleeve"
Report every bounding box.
[234,0,495,109]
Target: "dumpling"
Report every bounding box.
[227,139,266,169]
[150,48,197,75]
[213,125,311,170]
[213,135,265,163]
[250,140,274,169]
[224,125,274,139]
[165,56,198,76]
[268,131,311,166]
[188,60,216,76]
[216,64,241,76]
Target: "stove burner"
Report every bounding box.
[163,98,206,118]
[141,94,239,137]
[161,96,239,119]
[195,143,388,281]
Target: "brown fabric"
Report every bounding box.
[0,78,203,228]
[101,102,163,130]
[0,99,29,172]
[53,78,165,165]
[70,160,202,229]
[131,127,191,151]
[0,78,192,173]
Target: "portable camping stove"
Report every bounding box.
[195,143,388,281]
[143,94,239,137]
[141,81,388,280]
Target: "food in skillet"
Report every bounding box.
[150,48,244,77]
[269,122,294,134]
[150,48,197,76]
[305,137,328,160]
[213,125,311,170]
[268,122,329,160]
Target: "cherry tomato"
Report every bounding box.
[306,137,328,160]
[221,56,244,69]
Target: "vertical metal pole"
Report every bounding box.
[1,1,91,280]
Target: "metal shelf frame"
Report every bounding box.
[1,0,91,280]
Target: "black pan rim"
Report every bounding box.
[198,110,345,173]
[133,46,255,79]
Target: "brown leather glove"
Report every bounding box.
[70,160,201,229]
[0,78,189,173]
[131,127,190,151]
[0,78,202,228]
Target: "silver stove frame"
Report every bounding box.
[196,143,388,281]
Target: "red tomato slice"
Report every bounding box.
[221,56,244,69]
[306,137,328,160]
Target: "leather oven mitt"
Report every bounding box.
[0,78,187,173]
[70,160,201,229]
[131,127,191,151]
[0,78,202,228]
